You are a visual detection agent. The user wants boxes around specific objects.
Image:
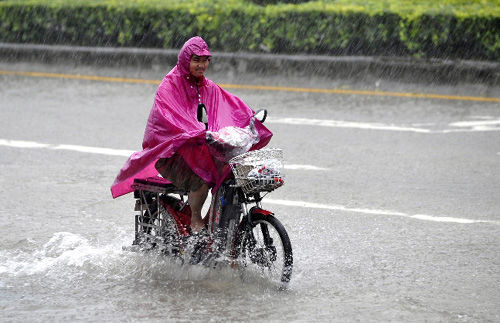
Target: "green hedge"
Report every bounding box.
[0,0,498,60]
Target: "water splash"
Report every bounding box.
[0,232,122,277]
[0,231,285,291]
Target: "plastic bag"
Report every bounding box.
[206,118,260,162]
[246,161,284,188]
[247,162,281,179]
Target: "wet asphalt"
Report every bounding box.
[0,60,499,322]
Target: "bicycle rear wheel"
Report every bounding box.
[238,213,293,288]
[135,197,184,258]
[157,203,185,257]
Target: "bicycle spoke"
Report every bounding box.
[238,215,292,287]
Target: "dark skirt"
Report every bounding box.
[155,154,206,192]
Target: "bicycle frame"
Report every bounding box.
[130,155,292,286]
[132,176,273,257]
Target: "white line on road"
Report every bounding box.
[0,139,135,156]
[448,119,500,128]
[267,117,500,133]
[267,118,431,133]
[53,144,135,157]
[2,138,497,225]
[0,139,328,170]
[265,199,499,225]
[284,164,329,171]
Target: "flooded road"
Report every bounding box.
[1,61,499,322]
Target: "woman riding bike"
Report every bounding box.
[110,36,272,233]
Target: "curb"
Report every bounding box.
[1,43,499,85]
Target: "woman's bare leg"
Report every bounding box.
[188,183,209,233]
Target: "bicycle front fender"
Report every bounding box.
[248,206,273,225]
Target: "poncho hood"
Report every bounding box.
[110,36,272,198]
[177,36,212,76]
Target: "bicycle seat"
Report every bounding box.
[132,177,185,194]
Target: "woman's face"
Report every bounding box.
[189,55,210,79]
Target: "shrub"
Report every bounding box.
[0,0,498,60]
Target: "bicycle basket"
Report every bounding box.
[229,148,284,194]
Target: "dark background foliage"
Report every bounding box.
[0,0,498,60]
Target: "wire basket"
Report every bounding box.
[229,148,284,194]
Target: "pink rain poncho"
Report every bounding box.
[111,36,272,198]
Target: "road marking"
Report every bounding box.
[218,83,500,103]
[0,139,325,170]
[53,144,136,156]
[267,118,431,133]
[1,139,496,225]
[0,70,158,85]
[1,69,499,103]
[284,164,329,171]
[0,139,135,156]
[265,199,499,225]
[267,117,500,133]
[0,140,50,149]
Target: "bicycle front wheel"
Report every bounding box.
[238,213,293,288]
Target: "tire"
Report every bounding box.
[157,203,184,257]
[238,213,293,288]
[135,197,184,258]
